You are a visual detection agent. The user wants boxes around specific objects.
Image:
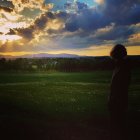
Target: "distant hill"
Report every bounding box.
[0,53,81,58]
[1,54,140,59]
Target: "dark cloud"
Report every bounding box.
[0,5,13,12]
[65,8,109,32]
[64,2,73,9]
[56,11,69,19]
[64,0,140,33]
[17,28,34,40]
[0,0,14,8]
[58,0,140,49]
[58,23,140,49]
[7,29,16,35]
[7,11,67,40]
[15,12,50,40]
[0,0,14,12]
[34,13,49,30]
[104,0,140,25]
[126,5,140,25]
[95,26,134,40]
[65,14,79,32]
[76,1,88,10]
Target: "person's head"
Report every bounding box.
[110,44,127,60]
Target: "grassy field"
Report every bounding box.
[0,71,140,140]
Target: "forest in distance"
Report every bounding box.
[0,55,140,72]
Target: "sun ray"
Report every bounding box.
[0,35,22,43]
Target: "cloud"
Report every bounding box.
[93,24,134,41]
[64,1,88,13]
[8,0,53,12]
[6,0,140,51]
[8,11,67,40]
[127,33,140,46]
[76,1,88,10]
[94,23,115,37]
[104,0,140,25]
[3,0,140,37]
[130,23,140,33]
[64,0,140,33]
[12,13,49,40]
[0,5,13,12]
[0,0,14,9]
[65,8,108,32]
[0,0,140,55]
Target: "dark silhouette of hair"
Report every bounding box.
[110,44,127,59]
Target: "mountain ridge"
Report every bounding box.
[0,53,82,58]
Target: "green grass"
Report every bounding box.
[0,72,112,121]
[0,71,139,121]
[0,70,140,140]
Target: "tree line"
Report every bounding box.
[0,56,139,72]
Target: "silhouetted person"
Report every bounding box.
[108,44,131,140]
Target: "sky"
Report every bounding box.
[0,0,140,56]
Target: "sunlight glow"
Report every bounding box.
[94,0,104,4]
[1,11,19,21]
[0,22,28,34]
[0,35,22,43]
